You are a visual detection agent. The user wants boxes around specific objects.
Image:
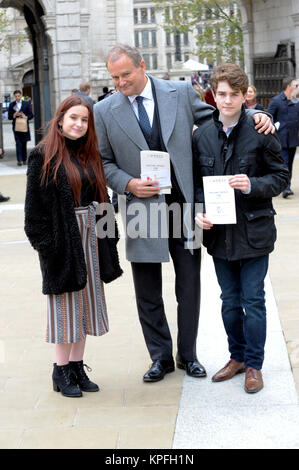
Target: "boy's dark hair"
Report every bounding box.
[13,90,22,95]
[210,63,249,95]
[282,76,295,91]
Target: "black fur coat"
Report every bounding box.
[24,147,122,295]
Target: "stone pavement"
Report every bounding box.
[0,134,298,449]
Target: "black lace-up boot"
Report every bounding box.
[52,363,82,398]
[69,360,100,392]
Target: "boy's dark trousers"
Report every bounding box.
[213,255,269,370]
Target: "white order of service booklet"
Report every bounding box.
[140,150,172,194]
[203,175,237,224]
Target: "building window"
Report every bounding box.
[143,54,150,69]
[174,33,181,61]
[183,32,189,46]
[134,9,138,24]
[141,8,148,24]
[166,31,171,46]
[150,7,156,23]
[152,53,158,70]
[152,30,157,47]
[167,53,172,69]
[134,31,139,48]
[142,30,149,48]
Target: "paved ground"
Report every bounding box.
[0,129,298,449]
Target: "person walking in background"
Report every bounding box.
[76,82,94,108]
[204,84,216,108]
[193,63,289,394]
[94,45,274,384]
[8,90,33,166]
[98,86,110,101]
[25,95,122,398]
[245,84,264,110]
[267,76,299,198]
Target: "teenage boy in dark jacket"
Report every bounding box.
[193,64,289,394]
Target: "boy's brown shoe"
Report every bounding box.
[212,359,246,382]
[244,367,263,393]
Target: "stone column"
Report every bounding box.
[115,0,134,45]
[55,0,83,101]
[156,8,167,74]
[80,11,91,82]
[242,21,254,83]
[41,14,57,113]
[291,13,299,78]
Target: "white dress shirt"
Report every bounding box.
[128,76,154,126]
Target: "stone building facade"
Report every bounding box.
[0,0,133,138]
[239,0,299,106]
[133,0,242,80]
[0,0,298,135]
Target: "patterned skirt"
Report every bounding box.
[46,202,109,344]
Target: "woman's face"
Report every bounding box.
[60,105,89,140]
[245,86,256,101]
[14,92,22,102]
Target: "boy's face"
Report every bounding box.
[212,81,245,121]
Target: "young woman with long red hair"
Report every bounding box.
[25,96,122,398]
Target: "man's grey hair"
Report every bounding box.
[282,76,295,91]
[106,44,143,67]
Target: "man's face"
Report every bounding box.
[213,81,245,121]
[289,80,299,98]
[14,93,22,102]
[107,54,147,97]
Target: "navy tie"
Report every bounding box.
[136,96,152,138]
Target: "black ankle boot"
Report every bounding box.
[69,360,99,392]
[52,363,82,398]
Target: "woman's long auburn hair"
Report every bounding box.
[39,95,107,206]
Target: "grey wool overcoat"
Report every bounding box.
[94,76,214,263]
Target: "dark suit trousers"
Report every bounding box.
[131,234,201,362]
[281,147,296,188]
[15,133,28,163]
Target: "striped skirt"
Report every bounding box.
[46,202,109,344]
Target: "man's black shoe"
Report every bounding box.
[143,359,175,383]
[176,354,207,378]
[0,193,10,203]
[283,189,293,198]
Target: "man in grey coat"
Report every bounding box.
[94,44,273,383]
[76,82,94,108]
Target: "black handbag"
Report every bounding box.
[96,204,123,283]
